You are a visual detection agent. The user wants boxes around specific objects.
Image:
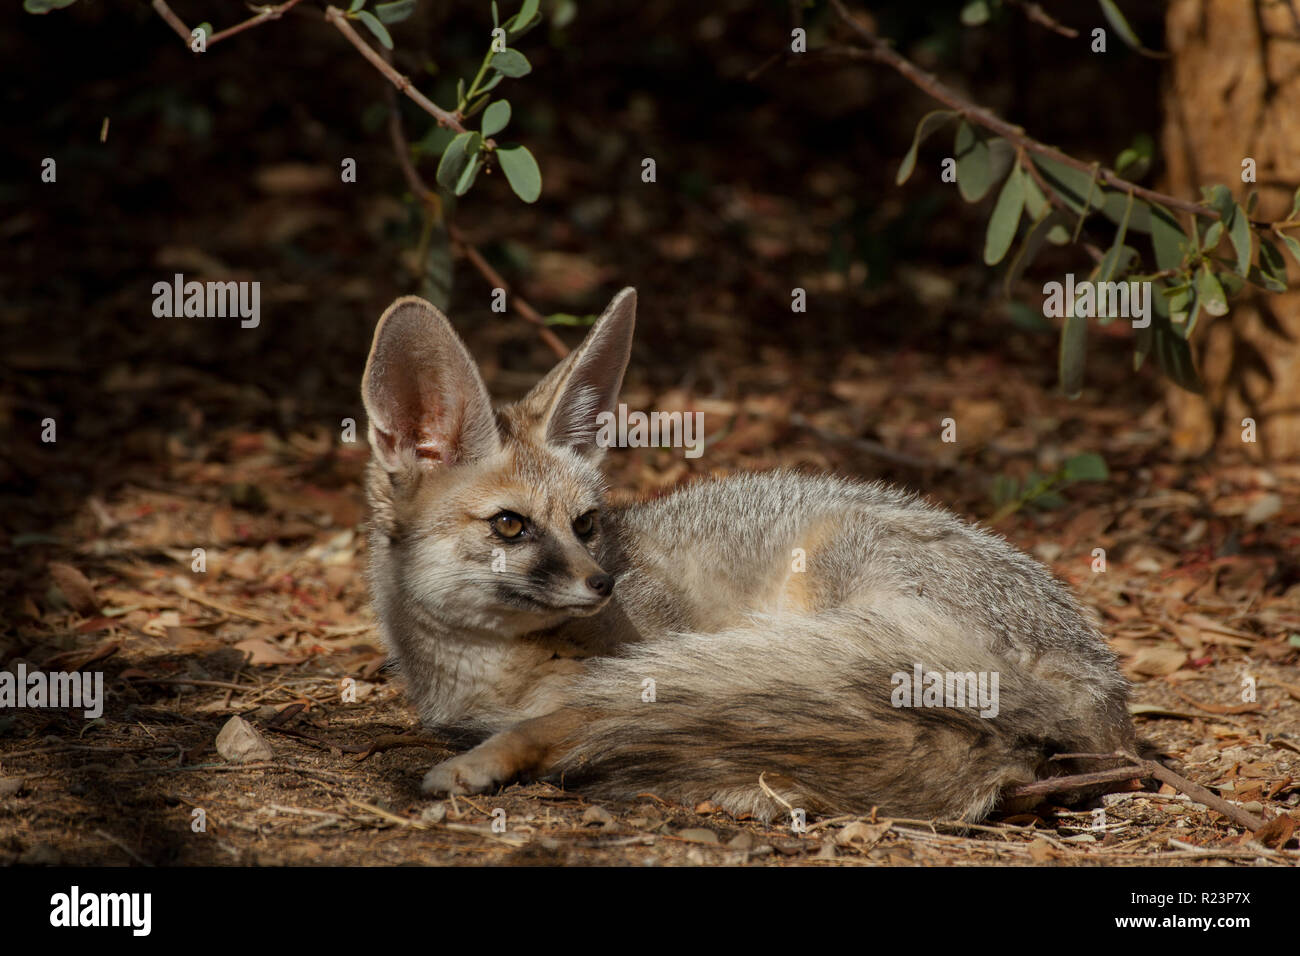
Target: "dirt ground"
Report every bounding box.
[3,1,1299,867]
[3,346,1299,866]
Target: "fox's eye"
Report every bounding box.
[491,512,526,539]
[572,511,596,538]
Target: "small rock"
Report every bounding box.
[420,803,447,825]
[581,805,614,828]
[1244,493,1282,526]
[727,831,754,851]
[215,716,274,764]
[676,827,719,844]
[19,843,61,866]
[1243,801,1264,815]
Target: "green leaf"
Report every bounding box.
[954,122,993,203]
[1005,208,1071,294]
[1097,0,1160,55]
[375,0,416,24]
[1228,202,1252,276]
[354,9,393,49]
[1201,220,1223,251]
[1030,155,1104,216]
[491,0,499,28]
[1153,316,1202,392]
[23,0,79,11]
[1278,232,1300,269]
[1149,202,1186,271]
[984,166,1026,266]
[1290,186,1300,221]
[1062,452,1108,482]
[348,0,365,11]
[481,100,511,137]
[497,144,542,202]
[1059,311,1088,399]
[1257,237,1289,292]
[896,110,957,186]
[1196,264,1228,317]
[454,153,483,196]
[960,1,990,26]
[436,131,479,190]
[1097,190,1134,283]
[195,21,213,39]
[490,49,532,77]
[505,0,541,34]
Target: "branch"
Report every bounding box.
[827,0,1275,230]
[1005,751,1267,832]
[208,0,308,47]
[384,91,568,358]
[1005,0,1078,39]
[150,0,192,45]
[325,5,466,133]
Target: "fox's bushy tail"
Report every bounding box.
[550,608,1134,822]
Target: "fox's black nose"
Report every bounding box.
[586,573,614,597]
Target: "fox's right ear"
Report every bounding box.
[361,296,500,473]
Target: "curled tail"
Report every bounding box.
[549,609,1134,822]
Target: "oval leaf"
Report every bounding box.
[984,166,1026,266]
[1059,312,1088,399]
[497,145,541,203]
[354,10,393,49]
[954,122,993,202]
[1196,264,1228,317]
[375,0,416,24]
[491,49,531,78]
[896,110,957,186]
[454,154,483,197]
[436,131,479,190]
[1228,202,1252,277]
[481,100,511,137]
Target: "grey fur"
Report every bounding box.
[361,289,1135,822]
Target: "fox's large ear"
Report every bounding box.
[361,296,500,472]
[517,287,636,459]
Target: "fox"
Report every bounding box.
[360,287,1136,823]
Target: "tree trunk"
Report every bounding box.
[1161,0,1300,460]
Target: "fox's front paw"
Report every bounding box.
[422,752,508,796]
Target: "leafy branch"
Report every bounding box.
[29,0,560,352]
[828,0,1300,396]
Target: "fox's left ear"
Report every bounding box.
[518,287,636,460]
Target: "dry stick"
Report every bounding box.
[150,0,192,44]
[1004,0,1079,38]
[383,92,570,358]
[325,6,464,132]
[1009,751,1267,832]
[208,0,307,46]
[827,0,1275,230]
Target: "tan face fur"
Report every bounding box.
[362,289,636,639]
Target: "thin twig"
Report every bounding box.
[150,0,192,45]
[827,0,1274,229]
[1005,0,1079,38]
[1017,750,1268,832]
[325,5,465,132]
[384,91,569,357]
[208,0,308,47]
